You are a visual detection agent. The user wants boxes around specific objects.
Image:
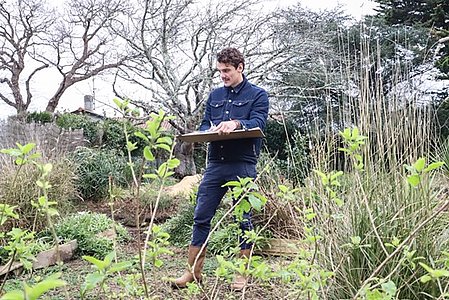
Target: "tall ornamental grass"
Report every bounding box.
[303,26,449,299]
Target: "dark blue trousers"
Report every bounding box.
[191,161,257,250]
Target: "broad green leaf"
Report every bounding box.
[313,170,328,185]
[278,185,288,193]
[420,274,432,283]
[156,137,172,145]
[143,147,154,161]
[113,98,124,110]
[0,290,24,300]
[407,175,420,187]
[4,148,23,156]
[413,157,426,172]
[103,251,115,267]
[82,255,107,270]
[27,273,66,300]
[82,272,104,293]
[21,143,36,155]
[351,236,361,245]
[134,131,149,142]
[351,127,359,139]
[222,181,240,187]
[143,173,158,179]
[162,171,175,178]
[167,158,180,169]
[381,280,397,296]
[424,161,445,173]
[155,143,171,152]
[154,259,163,268]
[109,261,133,273]
[248,195,263,211]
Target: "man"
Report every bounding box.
[173,47,269,290]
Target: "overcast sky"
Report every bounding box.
[0,0,379,119]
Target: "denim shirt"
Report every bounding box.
[199,75,269,164]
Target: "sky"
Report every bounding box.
[0,0,379,119]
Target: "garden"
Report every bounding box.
[1,87,449,300]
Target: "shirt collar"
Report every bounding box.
[226,74,247,94]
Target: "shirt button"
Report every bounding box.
[228,100,232,103]
[221,157,224,160]
[225,111,229,114]
[220,145,224,149]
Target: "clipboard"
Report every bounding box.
[176,127,265,143]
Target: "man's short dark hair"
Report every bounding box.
[217,47,245,70]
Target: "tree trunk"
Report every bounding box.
[174,140,196,177]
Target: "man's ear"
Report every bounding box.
[237,63,244,72]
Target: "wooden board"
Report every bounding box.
[255,238,305,256]
[176,127,265,143]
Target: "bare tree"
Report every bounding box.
[0,0,55,116]
[114,0,291,175]
[36,0,134,112]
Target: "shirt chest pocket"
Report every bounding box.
[230,100,253,119]
[210,100,225,120]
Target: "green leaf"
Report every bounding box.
[381,280,397,296]
[351,127,359,139]
[143,173,158,179]
[313,169,328,185]
[82,255,107,270]
[127,141,137,152]
[21,143,36,155]
[27,273,66,300]
[248,195,263,211]
[155,144,171,152]
[413,157,426,172]
[134,131,149,143]
[156,137,172,145]
[424,161,445,173]
[0,290,25,300]
[223,180,241,187]
[167,158,180,169]
[104,251,115,266]
[82,272,104,293]
[143,147,154,161]
[109,261,133,273]
[154,259,163,268]
[420,274,432,283]
[407,174,420,187]
[278,185,288,193]
[113,98,124,110]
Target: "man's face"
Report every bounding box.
[217,62,243,88]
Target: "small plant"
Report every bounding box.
[80,251,132,299]
[70,147,130,201]
[48,212,129,258]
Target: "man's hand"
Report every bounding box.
[212,120,240,135]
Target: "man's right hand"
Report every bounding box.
[212,120,239,135]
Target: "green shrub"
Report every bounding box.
[161,203,194,247]
[162,202,246,255]
[26,111,53,124]
[48,212,130,258]
[102,119,146,156]
[55,113,100,145]
[0,158,77,232]
[70,147,130,201]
